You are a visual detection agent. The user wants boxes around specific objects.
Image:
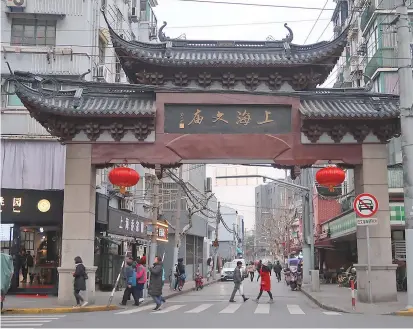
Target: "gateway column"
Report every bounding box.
[58,144,97,305]
[354,144,397,302]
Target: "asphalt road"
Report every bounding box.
[2,275,412,328]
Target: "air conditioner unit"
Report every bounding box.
[120,199,135,213]
[6,0,26,8]
[94,64,111,82]
[129,7,138,22]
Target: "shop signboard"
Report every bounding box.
[107,207,148,240]
[146,221,169,242]
[0,189,63,225]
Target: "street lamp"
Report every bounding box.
[215,174,314,284]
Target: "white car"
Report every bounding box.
[221,261,237,281]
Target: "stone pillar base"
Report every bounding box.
[58,266,97,306]
[353,264,398,303]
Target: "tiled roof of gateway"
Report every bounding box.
[299,93,400,119]
[105,13,348,67]
[13,77,156,116]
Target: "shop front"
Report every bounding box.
[95,207,150,290]
[0,188,64,295]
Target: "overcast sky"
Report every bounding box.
[153,0,337,86]
[153,0,338,228]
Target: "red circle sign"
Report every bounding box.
[353,193,379,218]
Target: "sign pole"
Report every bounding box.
[366,225,372,303]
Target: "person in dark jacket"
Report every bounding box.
[256,260,263,282]
[73,256,88,307]
[229,261,249,303]
[174,258,186,291]
[120,258,139,306]
[148,256,164,311]
[273,261,283,282]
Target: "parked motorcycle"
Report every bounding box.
[284,268,291,286]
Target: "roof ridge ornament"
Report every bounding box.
[282,24,293,59]
[158,21,169,42]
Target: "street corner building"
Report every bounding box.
[3,10,403,306]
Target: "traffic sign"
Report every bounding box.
[357,218,378,226]
[353,193,379,218]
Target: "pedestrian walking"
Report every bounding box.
[120,257,139,306]
[229,261,249,303]
[273,260,282,282]
[148,256,164,311]
[247,262,255,282]
[254,262,274,303]
[73,256,89,307]
[135,259,147,305]
[256,260,262,282]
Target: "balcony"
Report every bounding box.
[388,166,403,190]
[1,46,91,76]
[364,48,397,81]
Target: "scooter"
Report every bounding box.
[195,274,204,290]
[289,268,302,291]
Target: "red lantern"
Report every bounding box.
[315,166,345,192]
[108,167,140,194]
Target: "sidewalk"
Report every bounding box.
[301,283,411,315]
[2,278,219,314]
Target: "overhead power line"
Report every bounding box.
[174,0,336,11]
[304,0,329,44]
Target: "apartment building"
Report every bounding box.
[326,0,411,265]
[0,0,159,294]
[332,0,412,164]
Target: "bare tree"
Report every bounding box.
[257,192,301,258]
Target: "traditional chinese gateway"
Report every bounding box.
[8,15,400,305]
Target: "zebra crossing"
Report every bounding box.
[0,315,66,328]
[114,303,342,316]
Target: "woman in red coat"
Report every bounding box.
[254,263,274,303]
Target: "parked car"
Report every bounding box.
[221,262,236,281]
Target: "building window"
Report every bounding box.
[140,0,148,21]
[2,81,24,108]
[11,19,56,46]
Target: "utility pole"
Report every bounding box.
[233,223,237,259]
[171,166,183,289]
[149,174,160,266]
[213,202,221,279]
[396,0,413,308]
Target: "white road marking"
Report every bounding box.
[287,304,305,314]
[0,324,42,327]
[185,303,213,313]
[219,303,242,313]
[1,316,65,318]
[254,304,270,314]
[156,305,185,313]
[323,311,341,315]
[1,320,52,323]
[115,304,155,314]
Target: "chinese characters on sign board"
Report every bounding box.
[146,222,169,242]
[118,215,146,234]
[0,197,23,213]
[164,104,292,134]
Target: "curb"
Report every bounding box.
[393,308,413,316]
[2,279,219,314]
[1,305,120,314]
[300,288,353,314]
[300,288,408,316]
